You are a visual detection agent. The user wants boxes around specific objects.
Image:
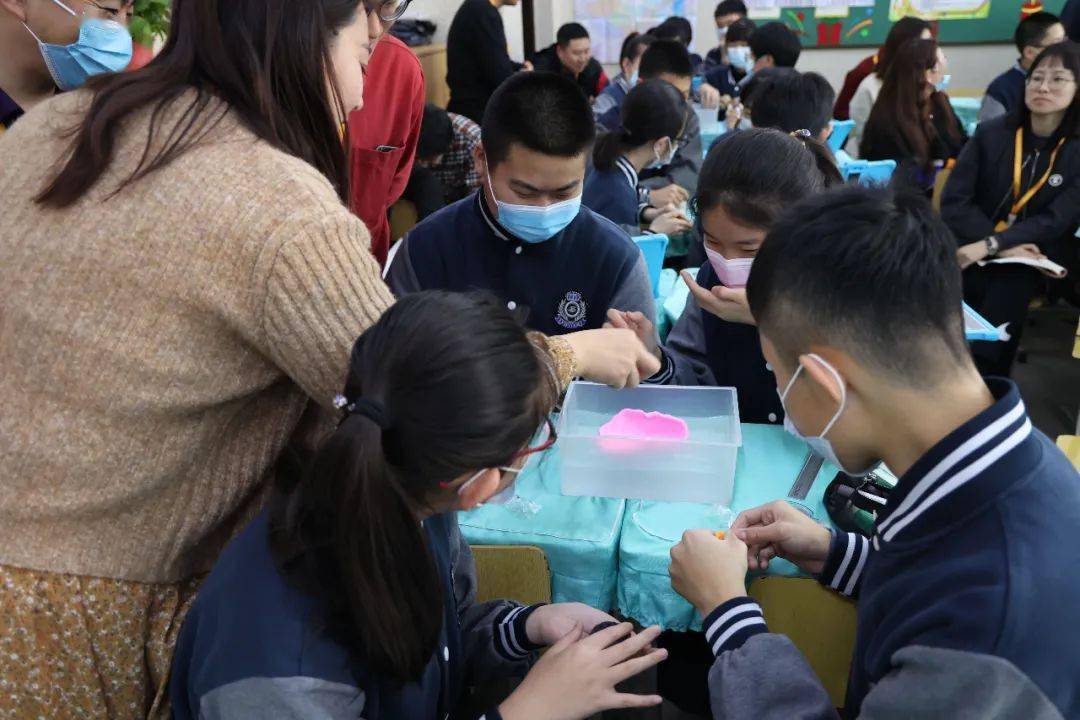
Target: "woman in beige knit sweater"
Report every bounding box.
[0,0,657,716]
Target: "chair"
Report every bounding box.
[632,234,670,299]
[748,576,857,709]
[827,119,855,155]
[839,159,897,187]
[470,545,552,606]
[1057,436,1080,472]
[932,166,952,211]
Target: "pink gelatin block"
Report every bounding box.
[598,408,689,441]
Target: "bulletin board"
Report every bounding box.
[744,0,1068,47]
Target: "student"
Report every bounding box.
[610,128,842,425]
[834,16,931,121]
[704,17,757,99]
[387,72,656,336]
[583,80,693,237]
[532,23,608,101]
[705,0,749,68]
[747,21,801,75]
[172,291,669,719]
[862,38,967,193]
[847,17,933,155]
[0,0,132,131]
[447,0,529,123]
[745,70,835,141]
[406,104,484,219]
[593,32,654,127]
[942,42,1080,377]
[980,12,1066,122]
[668,184,1080,720]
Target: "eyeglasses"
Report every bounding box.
[1026,73,1077,90]
[365,0,412,23]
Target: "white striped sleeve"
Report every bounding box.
[703,597,769,657]
[492,604,544,661]
[818,530,871,598]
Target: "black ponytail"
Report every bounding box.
[270,291,559,683]
[593,79,688,172]
[789,132,843,187]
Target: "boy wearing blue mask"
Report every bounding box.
[387,72,656,336]
[668,185,1080,719]
[0,0,133,130]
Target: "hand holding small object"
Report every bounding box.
[563,328,661,389]
[698,83,721,109]
[681,271,755,326]
[604,309,659,360]
[669,529,749,617]
[649,184,689,208]
[729,500,832,575]
[649,209,693,236]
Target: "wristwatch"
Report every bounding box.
[984,235,1000,256]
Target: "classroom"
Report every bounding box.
[1,0,1079,718]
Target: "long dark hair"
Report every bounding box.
[694,127,841,229]
[875,16,932,79]
[269,291,559,683]
[594,79,687,171]
[1012,41,1080,139]
[36,0,361,208]
[866,38,940,169]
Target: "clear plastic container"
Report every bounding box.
[558,382,742,505]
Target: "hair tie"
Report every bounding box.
[333,394,392,430]
[790,129,812,138]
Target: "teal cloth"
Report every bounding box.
[949,96,981,137]
[458,446,626,610]
[617,424,836,631]
[661,268,691,333]
[656,268,679,340]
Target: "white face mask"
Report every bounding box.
[458,466,522,506]
[649,138,678,169]
[727,45,754,74]
[777,354,878,477]
[716,26,728,43]
[705,246,753,288]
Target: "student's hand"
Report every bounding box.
[605,309,660,360]
[522,60,534,72]
[681,271,755,326]
[526,603,619,647]
[718,94,734,107]
[649,209,693,236]
[640,204,669,223]
[956,240,991,270]
[698,82,721,109]
[725,102,743,131]
[648,184,689,208]
[563,328,661,389]
[998,243,1045,261]
[730,500,833,576]
[669,529,749,617]
[498,623,666,720]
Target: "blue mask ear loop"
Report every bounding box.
[778,354,847,439]
[23,0,79,40]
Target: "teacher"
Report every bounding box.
[0,0,657,715]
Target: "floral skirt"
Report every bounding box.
[0,564,201,719]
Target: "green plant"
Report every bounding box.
[128,0,170,48]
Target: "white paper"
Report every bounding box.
[978,256,1068,279]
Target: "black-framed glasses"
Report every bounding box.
[365,0,412,23]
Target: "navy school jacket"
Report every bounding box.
[386,190,656,336]
[646,261,784,426]
[582,156,643,231]
[171,511,539,720]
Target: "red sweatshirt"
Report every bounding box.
[349,34,425,267]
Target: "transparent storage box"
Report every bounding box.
[558,382,742,505]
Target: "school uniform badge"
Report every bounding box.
[555,291,587,330]
[1048,174,1063,187]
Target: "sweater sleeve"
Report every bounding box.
[609,255,657,327]
[817,530,872,599]
[259,211,394,410]
[940,130,997,243]
[646,290,717,386]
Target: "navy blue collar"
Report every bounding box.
[615,156,639,190]
[475,188,517,243]
[873,378,1038,548]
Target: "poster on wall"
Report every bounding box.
[746,0,873,7]
[888,0,991,20]
[574,0,698,64]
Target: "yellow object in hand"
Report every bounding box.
[714,531,726,540]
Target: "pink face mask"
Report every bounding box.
[705,246,754,288]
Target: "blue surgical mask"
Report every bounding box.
[935,74,951,92]
[777,353,878,477]
[727,45,754,74]
[23,0,132,92]
[485,170,581,244]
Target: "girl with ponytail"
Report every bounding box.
[608,127,842,425]
[171,291,667,720]
[583,79,694,236]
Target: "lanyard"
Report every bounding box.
[997,126,1065,231]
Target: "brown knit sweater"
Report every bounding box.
[0,91,396,583]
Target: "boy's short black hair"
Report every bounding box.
[749,21,802,68]
[746,185,969,379]
[639,39,694,80]
[655,16,693,47]
[481,72,596,167]
[557,22,590,47]
[748,70,835,136]
[417,104,453,160]
[715,0,748,17]
[1015,11,1061,52]
[726,17,757,45]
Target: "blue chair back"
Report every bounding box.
[827,119,855,155]
[632,234,669,298]
[839,159,897,187]
[963,302,1005,342]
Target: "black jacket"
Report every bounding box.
[861,92,967,191]
[446,0,522,123]
[941,115,1080,255]
[529,45,608,100]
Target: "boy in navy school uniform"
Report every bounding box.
[668,185,1080,719]
[386,72,655,336]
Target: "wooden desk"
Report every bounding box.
[412,43,449,108]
